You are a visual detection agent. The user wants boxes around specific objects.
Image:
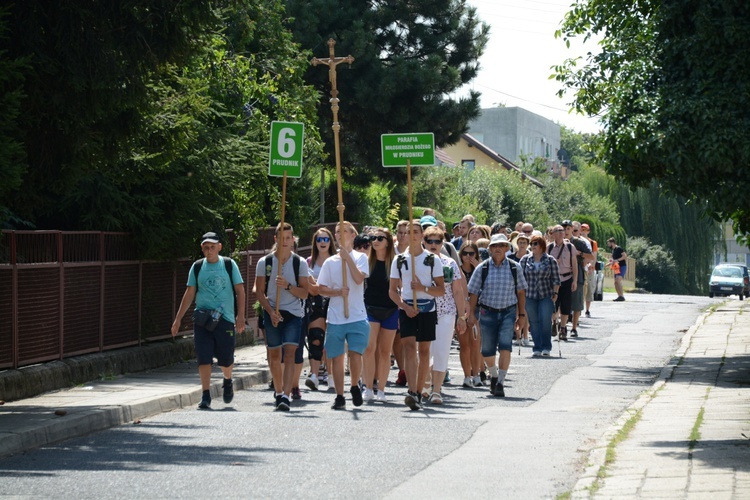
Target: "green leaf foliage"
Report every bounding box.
[626,236,686,294]
[285,0,490,222]
[554,0,750,239]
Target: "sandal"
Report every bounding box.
[429,392,443,405]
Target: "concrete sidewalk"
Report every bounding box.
[0,343,272,459]
[572,300,750,499]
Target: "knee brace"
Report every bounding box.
[307,327,325,361]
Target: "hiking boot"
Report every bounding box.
[395,369,407,387]
[494,381,505,397]
[490,377,498,394]
[332,395,346,410]
[291,387,302,400]
[351,385,363,407]
[222,378,234,404]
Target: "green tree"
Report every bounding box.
[627,236,685,294]
[285,0,490,223]
[554,0,750,240]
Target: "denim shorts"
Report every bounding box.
[325,320,370,359]
[615,264,627,278]
[478,305,516,356]
[263,310,303,349]
[194,318,235,367]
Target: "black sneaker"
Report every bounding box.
[585,311,591,318]
[570,329,578,338]
[274,394,282,409]
[479,371,487,382]
[291,387,302,400]
[404,391,421,410]
[494,381,505,397]
[614,296,626,302]
[559,326,568,341]
[198,390,211,409]
[332,395,346,410]
[350,385,363,407]
[222,378,234,404]
[490,377,498,394]
[277,395,290,411]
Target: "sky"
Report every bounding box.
[458,0,602,134]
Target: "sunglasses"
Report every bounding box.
[315,236,331,243]
[461,251,476,257]
[553,229,564,233]
[371,235,387,242]
[424,239,443,245]
[530,242,540,247]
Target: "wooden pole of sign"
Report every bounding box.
[407,159,418,310]
[311,38,354,318]
[274,172,288,315]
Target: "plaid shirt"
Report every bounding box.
[518,253,560,300]
[467,257,527,309]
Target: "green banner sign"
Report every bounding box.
[269,121,304,178]
[381,133,435,167]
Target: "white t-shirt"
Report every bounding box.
[255,253,310,317]
[390,249,444,302]
[317,250,369,325]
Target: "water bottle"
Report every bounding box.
[207,304,224,331]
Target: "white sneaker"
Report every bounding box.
[522,339,531,347]
[542,350,551,357]
[376,390,386,402]
[363,387,375,402]
[473,375,483,387]
[532,351,541,357]
[304,373,319,391]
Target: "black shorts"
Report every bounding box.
[556,278,573,316]
[194,318,236,367]
[398,310,437,343]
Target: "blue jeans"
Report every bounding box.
[479,306,516,356]
[526,296,555,352]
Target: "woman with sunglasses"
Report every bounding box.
[458,241,486,387]
[362,228,398,402]
[518,234,560,357]
[421,226,467,404]
[304,228,337,392]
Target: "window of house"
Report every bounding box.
[462,159,476,170]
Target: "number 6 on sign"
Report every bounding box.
[269,121,304,178]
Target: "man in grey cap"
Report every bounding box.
[466,233,527,397]
[171,232,246,409]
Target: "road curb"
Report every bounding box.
[570,305,712,498]
[0,367,271,459]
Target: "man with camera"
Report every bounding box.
[171,232,246,410]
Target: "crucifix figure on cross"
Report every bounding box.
[311,38,355,318]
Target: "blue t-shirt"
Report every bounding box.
[187,257,244,322]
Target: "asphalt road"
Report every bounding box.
[0,294,713,499]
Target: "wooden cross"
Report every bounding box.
[311,38,355,318]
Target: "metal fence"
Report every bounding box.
[0,230,316,370]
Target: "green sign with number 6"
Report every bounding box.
[269,121,304,178]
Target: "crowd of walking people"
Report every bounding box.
[175,214,627,411]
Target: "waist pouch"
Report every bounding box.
[416,298,436,313]
[366,305,398,321]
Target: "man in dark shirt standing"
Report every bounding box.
[607,238,628,302]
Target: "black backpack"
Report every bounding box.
[396,252,435,281]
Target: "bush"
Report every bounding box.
[626,236,687,294]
